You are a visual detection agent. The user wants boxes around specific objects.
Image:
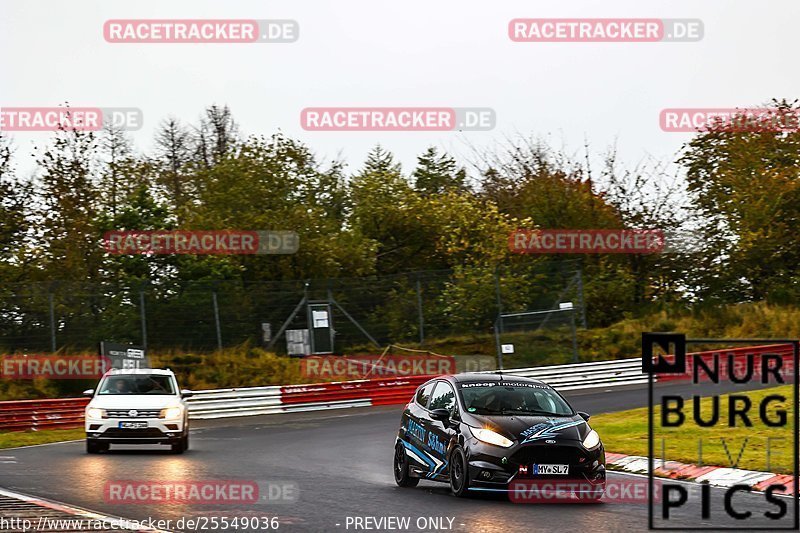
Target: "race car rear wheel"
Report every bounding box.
[449,446,470,497]
[394,442,419,487]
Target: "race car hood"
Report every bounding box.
[462,412,589,444]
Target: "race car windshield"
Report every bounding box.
[460,383,573,416]
[97,375,176,395]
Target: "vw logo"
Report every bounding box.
[128,410,138,417]
[545,439,556,444]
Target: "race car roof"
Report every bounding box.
[451,373,547,386]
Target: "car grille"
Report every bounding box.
[106,409,161,418]
[101,428,167,438]
[511,443,587,465]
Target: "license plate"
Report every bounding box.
[119,421,148,429]
[533,464,569,475]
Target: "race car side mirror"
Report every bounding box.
[430,408,451,423]
[578,411,590,422]
[181,389,195,398]
[82,389,95,397]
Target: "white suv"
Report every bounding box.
[84,368,193,454]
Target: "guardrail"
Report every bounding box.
[0,344,793,428]
[184,356,652,420]
[491,357,646,391]
[0,398,89,431]
[187,376,430,419]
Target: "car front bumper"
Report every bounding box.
[464,438,606,491]
[85,417,186,444]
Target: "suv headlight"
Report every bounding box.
[160,407,183,419]
[471,427,514,448]
[86,408,106,419]
[582,429,601,450]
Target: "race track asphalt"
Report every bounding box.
[0,381,794,532]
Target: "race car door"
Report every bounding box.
[425,380,459,479]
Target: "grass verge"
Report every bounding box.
[591,384,794,474]
[0,427,85,449]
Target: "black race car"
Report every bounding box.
[393,373,606,500]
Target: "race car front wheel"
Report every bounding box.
[394,442,419,487]
[449,446,470,497]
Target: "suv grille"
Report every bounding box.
[101,428,167,438]
[106,409,161,418]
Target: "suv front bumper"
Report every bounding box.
[85,417,186,444]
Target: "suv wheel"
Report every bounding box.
[393,442,419,487]
[449,446,470,497]
[171,434,187,454]
[86,440,107,454]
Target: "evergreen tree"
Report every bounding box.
[412,146,467,196]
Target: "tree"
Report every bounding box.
[35,124,101,282]
[194,105,239,169]
[348,146,431,273]
[0,133,31,277]
[476,137,620,228]
[185,134,374,281]
[97,122,139,218]
[153,117,194,222]
[412,146,467,196]
[600,149,690,306]
[679,99,800,303]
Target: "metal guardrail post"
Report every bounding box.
[139,286,148,350]
[48,291,56,352]
[416,277,424,345]
[212,290,223,351]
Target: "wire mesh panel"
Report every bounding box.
[0,259,585,355]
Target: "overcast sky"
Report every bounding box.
[2,0,798,180]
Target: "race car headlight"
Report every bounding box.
[582,429,601,450]
[86,408,106,419]
[472,427,514,448]
[160,407,183,419]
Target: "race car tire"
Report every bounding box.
[394,442,419,487]
[449,446,470,497]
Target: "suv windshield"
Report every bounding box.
[97,375,176,395]
[459,381,573,416]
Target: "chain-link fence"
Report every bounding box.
[0,260,586,355]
